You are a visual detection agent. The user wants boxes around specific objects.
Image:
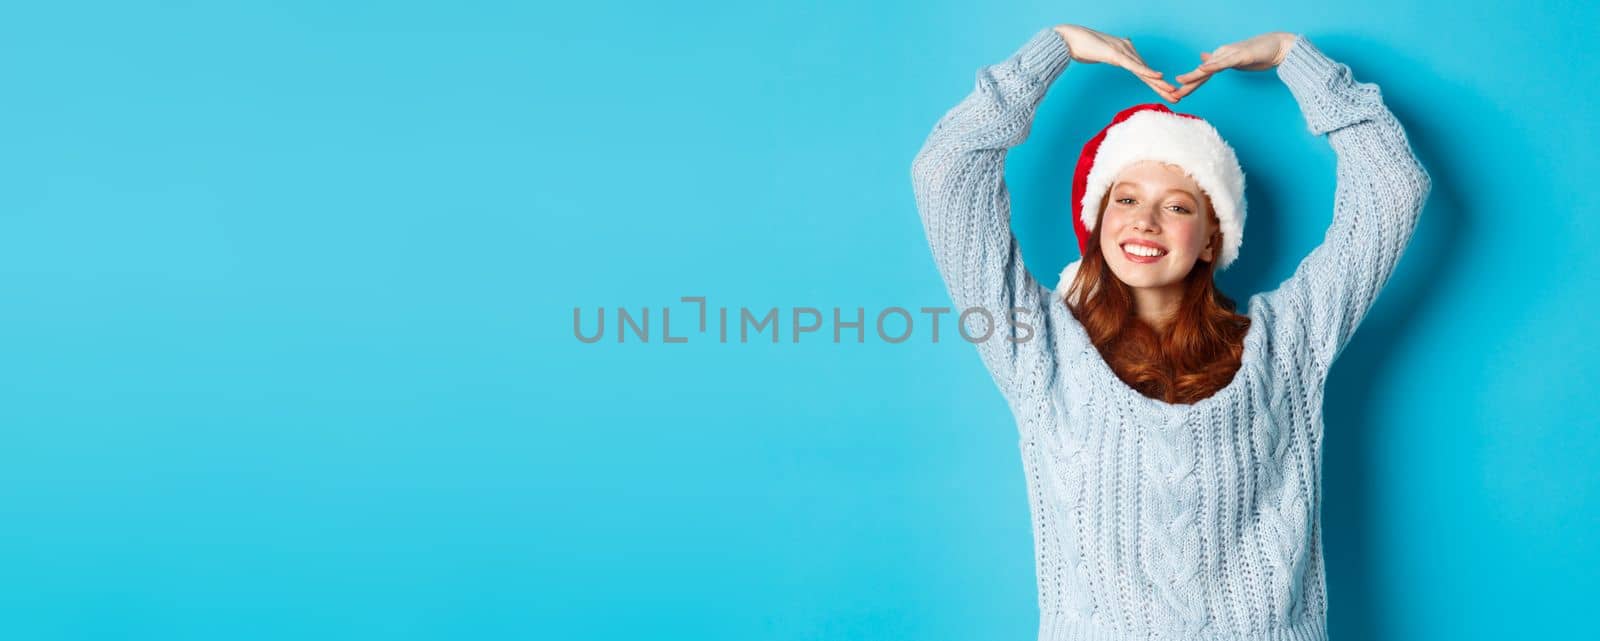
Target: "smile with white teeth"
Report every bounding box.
[1122,243,1167,257]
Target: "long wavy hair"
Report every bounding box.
[1062,193,1252,404]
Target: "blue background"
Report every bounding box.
[2,1,1596,639]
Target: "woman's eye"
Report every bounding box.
[1118,197,1190,214]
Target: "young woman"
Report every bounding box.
[909,24,1431,640]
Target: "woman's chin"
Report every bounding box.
[1110,267,1182,290]
[1109,257,1196,289]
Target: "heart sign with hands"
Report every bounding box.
[1053,26,1298,104]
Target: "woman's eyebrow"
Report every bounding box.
[1111,182,1198,199]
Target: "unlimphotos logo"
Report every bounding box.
[573,296,1040,344]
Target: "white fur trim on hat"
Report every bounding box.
[1079,109,1246,270]
[1055,259,1088,305]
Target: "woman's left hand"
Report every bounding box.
[1170,32,1297,101]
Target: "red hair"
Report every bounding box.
[1062,193,1251,404]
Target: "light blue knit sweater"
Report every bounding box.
[909,28,1431,640]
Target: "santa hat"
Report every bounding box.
[1056,103,1246,302]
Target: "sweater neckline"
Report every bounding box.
[1061,292,1268,415]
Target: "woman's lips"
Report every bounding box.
[1122,245,1165,264]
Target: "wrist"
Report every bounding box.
[1273,32,1298,66]
[1051,25,1072,45]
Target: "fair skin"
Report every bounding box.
[1098,161,1218,330]
[1051,25,1298,329]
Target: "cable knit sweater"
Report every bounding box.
[908,28,1431,641]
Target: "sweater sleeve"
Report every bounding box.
[909,28,1073,397]
[1267,34,1433,376]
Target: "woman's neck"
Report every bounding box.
[1131,285,1183,333]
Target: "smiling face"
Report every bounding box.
[1096,160,1220,291]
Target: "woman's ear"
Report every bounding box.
[1199,196,1220,263]
[1200,230,1219,262]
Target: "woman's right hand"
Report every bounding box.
[1053,24,1178,103]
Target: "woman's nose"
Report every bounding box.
[1129,210,1158,232]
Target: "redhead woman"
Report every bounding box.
[909,24,1430,641]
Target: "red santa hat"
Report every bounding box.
[1056,103,1247,301]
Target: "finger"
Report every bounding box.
[1120,56,1174,90]
[1126,57,1166,80]
[1141,69,1176,93]
[1139,73,1177,101]
[1176,56,1219,83]
[1140,70,1177,93]
[1137,75,1178,103]
[1116,43,1166,78]
[1121,45,1157,74]
[1177,53,1217,80]
[1171,74,1211,101]
[1174,65,1212,84]
[1201,49,1241,72]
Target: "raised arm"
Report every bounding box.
[909,27,1072,397]
[1266,34,1433,376]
